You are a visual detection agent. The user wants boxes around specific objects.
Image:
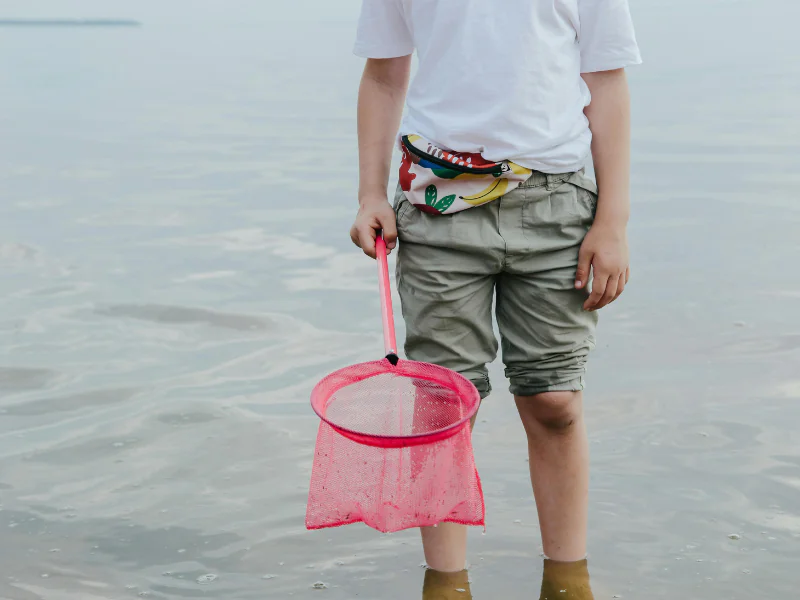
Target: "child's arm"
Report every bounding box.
[576,68,632,311]
[350,56,412,259]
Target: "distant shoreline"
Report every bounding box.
[0,19,141,27]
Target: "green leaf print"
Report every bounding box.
[434,194,456,213]
[430,166,462,180]
[425,185,438,207]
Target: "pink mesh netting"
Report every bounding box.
[306,358,484,533]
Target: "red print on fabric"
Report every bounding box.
[399,145,417,192]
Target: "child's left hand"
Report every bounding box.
[575,222,630,311]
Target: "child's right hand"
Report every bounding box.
[349,198,397,259]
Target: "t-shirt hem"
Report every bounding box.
[353,43,414,59]
[397,128,592,175]
[580,55,642,74]
[512,158,591,175]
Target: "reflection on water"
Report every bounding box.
[1,0,799,598]
[422,568,473,600]
[420,561,595,599]
[538,560,594,600]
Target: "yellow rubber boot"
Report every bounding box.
[539,559,594,600]
[422,568,472,600]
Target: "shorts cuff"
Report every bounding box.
[463,373,491,400]
[509,376,585,397]
[472,379,492,400]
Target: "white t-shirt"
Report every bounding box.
[354,0,641,173]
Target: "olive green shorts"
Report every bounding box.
[394,169,599,399]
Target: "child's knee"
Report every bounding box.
[516,391,583,432]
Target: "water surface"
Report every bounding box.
[0,0,798,598]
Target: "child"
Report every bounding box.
[349,1,640,597]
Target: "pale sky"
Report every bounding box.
[0,0,361,24]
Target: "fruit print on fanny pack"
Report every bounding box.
[399,134,532,215]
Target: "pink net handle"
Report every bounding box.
[375,235,398,363]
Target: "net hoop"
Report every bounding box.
[310,357,481,449]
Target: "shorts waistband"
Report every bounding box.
[519,170,576,189]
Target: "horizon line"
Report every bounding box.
[0,18,141,27]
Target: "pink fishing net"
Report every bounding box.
[306,357,484,533]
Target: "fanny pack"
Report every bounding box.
[398,134,532,215]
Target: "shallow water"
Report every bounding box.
[1,0,798,598]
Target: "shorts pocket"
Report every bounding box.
[567,171,599,217]
[521,175,596,246]
[393,186,413,225]
[397,198,413,224]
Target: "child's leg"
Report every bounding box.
[495,172,599,561]
[420,523,470,573]
[419,414,479,572]
[394,187,502,572]
[516,391,589,561]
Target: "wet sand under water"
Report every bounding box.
[0,0,798,598]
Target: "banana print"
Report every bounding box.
[460,178,509,205]
[508,162,532,176]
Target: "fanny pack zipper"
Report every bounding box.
[401,135,503,176]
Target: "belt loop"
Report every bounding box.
[546,172,570,191]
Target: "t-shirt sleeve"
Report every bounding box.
[353,0,414,58]
[578,0,642,73]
